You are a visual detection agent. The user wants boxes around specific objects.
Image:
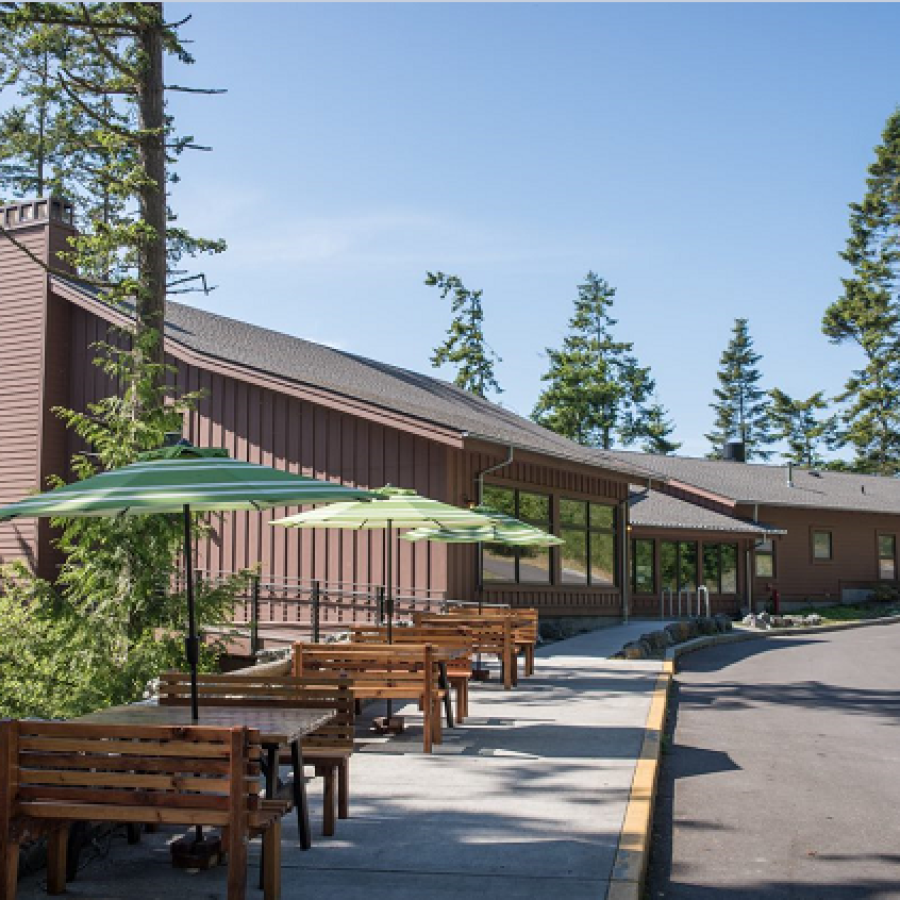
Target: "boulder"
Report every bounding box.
[714,614,733,633]
[804,613,822,626]
[642,630,673,651]
[622,641,649,660]
[696,616,718,636]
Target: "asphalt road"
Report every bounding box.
[647,624,900,900]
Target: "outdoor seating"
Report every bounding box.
[158,672,354,838]
[293,643,445,752]
[348,624,473,721]
[415,612,518,689]
[446,607,540,676]
[0,719,287,900]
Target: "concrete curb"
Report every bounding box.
[665,613,900,667]
[605,659,674,900]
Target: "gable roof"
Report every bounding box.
[628,488,783,536]
[608,450,900,516]
[52,276,653,480]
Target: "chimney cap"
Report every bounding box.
[1,196,75,230]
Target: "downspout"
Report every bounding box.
[475,444,515,504]
[746,503,760,615]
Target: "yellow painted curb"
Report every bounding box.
[606,667,671,900]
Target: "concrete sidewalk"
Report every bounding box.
[17,621,665,900]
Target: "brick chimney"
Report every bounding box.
[0,197,78,578]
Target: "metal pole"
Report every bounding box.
[386,521,393,720]
[311,579,321,643]
[250,573,260,656]
[182,505,199,723]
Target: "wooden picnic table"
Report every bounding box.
[79,703,334,849]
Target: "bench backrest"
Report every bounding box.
[444,607,538,644]
[0,720,260,831]
[349,625,474,653]
[158,672,354,750]
[413,614,512,653]
[293,643,437,695]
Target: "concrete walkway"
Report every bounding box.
[17,621,665,900]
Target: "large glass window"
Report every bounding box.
[878,534,896,580]
[660,541,697,592]
[560,498,616,586]
[631,539,655,594]
[482,485,551,584]
[812,530,833,561]
[703,543,738,594]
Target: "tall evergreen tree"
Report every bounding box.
[0,2,225,387]
[706,318,773,460]
[532,272,654,449]
[426,271,501,398]
[768,389,837,468]
[822,110,900,475]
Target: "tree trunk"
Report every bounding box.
[135,2,167,389]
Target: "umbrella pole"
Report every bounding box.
[386,520,393,720]
[183,505,200,724]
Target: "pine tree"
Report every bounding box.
[822,109,900,475]
[706,318,773,460]
[0,2,225,387]
[532,272,654,449]
[636,399,681,455]
[426,271,501,398]
[768,389,837,467]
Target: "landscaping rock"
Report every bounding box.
[622,641,649,659]
[642,630,673,651]
[714,614,733,633]
[804,613,822,626]
[696,616,719,636]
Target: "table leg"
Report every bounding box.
[259,746,278,890]
[291,741,311,850]
[438,662,454,728]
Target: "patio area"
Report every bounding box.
[13,624,664,900]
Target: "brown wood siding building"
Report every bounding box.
[1,200,636,619]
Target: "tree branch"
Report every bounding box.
[164,84,225,95]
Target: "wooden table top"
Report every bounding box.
[78,703,334,746]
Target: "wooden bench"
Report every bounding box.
[0,720,287,900]
[159,672,353,839]
[293,643,444,753]
[447,607,539,676]
[415,613,517,690]
[348,625,473,721]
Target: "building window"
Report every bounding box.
[631,538,655,594]
[878,534,896,580]
[559,498,617,586]
[482,485,551,584]
[812,530,833,561]
[703,543,738,594]
[660,541,698,592]
[755,540,775,578]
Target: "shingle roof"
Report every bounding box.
[609,450,900,515]
[54,277,652,479]
[628,488,783,535]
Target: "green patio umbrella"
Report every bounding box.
[0,443,374,720]
[271,486,495,639]
[401,504,564,547]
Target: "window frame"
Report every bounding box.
[660,540,699,593]
[630,538,656,595]
[559,497,618,588]
[810,528,834,564]
[481,484,553,585]
[877,532,897,581]
[702,542,739,595]
[754,539,775,579]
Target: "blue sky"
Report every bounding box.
[165,4,896,457]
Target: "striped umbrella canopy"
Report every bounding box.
[272,486,495,652]
[0,443,374,720]
[400,504,563,546]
